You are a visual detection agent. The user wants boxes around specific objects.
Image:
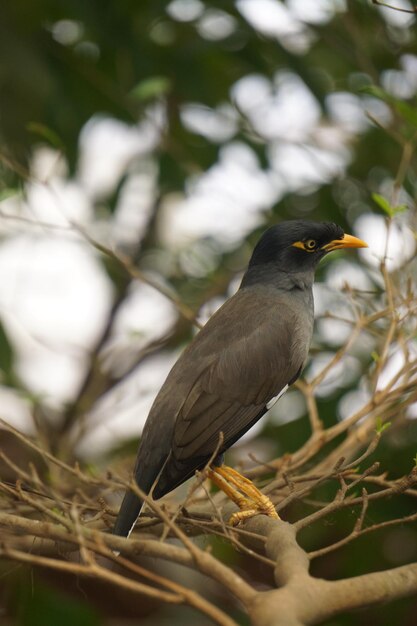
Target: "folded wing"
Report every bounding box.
[153,287,309,497]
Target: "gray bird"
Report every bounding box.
[114,220,367,537]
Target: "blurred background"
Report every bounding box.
[0,0,417,624]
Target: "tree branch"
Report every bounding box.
[318,562,417,620]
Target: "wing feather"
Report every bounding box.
[170,287,310,463]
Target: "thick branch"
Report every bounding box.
[241,516,417,626]
[244,517,309,587]
[305,561,417,624]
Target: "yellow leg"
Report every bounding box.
[208,465,279,526]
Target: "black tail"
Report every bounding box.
[113,456,168,538]
[113,444,172,539]
[113,490,144,538]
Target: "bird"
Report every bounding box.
[113,219,368,538]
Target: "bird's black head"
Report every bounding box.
[246,220,367,275]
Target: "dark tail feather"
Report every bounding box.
[113,453,171,540]
[113,490,144,538]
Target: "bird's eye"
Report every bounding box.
[304,239,317,251]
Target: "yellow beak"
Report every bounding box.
[322,233,368,251]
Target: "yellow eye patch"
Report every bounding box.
[292,239,317,252]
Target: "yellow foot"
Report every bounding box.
[208,465,279,526]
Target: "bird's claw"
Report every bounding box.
[228,496,279,526]
[209,465,279,526]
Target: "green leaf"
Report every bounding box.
[414,453,417,467]
[26,122,64,149]
[361,85,387,100]
[51,506,63,515]
[0,187,20,202]
[361,85,417,129]
[375,417,391,434]
[372,193,408,218]
[0,320,14,382]
[130,76,171,101]
[393,100,417,129]
[372,192,392,215]
[392,204,408,215]
[85,463,99,477]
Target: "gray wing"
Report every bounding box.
[153,287,311,496]
[173,289,306,459]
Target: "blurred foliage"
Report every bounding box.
[14,579,100,626]
[1,0,417,625]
